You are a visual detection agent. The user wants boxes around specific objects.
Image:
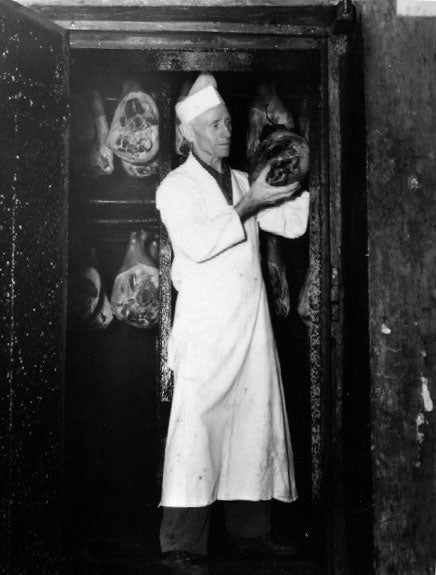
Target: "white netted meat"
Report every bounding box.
[120,158,159,178]
[110,230,159,329]
[107,82,159,166]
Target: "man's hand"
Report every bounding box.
[235,165,301,222]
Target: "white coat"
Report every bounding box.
[156,153,310,507]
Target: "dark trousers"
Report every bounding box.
[160,501,272,556]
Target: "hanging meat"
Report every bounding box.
[107,80,159,175]
[110,230,159,329]
[70,89,114,177]
[249,127,309,187]
[247,84,302,318]
[175,79,194,157]
[297,266,314,327]
[264,234,291,318]
[68,248,114,330]
[121,158,159,178]
[247,83,309,187]
[246,83,295,159]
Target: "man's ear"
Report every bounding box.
[179,122,195,144]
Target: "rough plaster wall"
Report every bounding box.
[359,1,436,573]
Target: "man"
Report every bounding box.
[156,74,310,573]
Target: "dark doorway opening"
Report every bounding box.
[64,48,325,575]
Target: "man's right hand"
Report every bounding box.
[235,165,301,222]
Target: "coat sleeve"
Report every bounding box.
[257,190,310,239]
[156,172,246,263]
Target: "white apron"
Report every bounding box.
[156,153,310,507]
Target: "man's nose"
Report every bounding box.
[221,123,231,137]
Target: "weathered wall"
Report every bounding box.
[360,1,436,573]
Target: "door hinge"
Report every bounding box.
[332,0,356,35]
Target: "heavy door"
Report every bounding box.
[0,1,69,573]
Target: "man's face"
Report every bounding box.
[189,103,232,161]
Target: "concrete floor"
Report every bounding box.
[68,538,322,575]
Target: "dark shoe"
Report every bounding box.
[226,533,300,560]
[161,551,209,574]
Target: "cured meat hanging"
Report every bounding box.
[247,83,309,186]
[110,230,159,329]
[175,79,194,158]
[247,83,308,318]
[264,234,291,318]
[249,127,309,187]
[89,89,115,176]
[107,80,159,177]
[68,248,114,330]
[297,266,314,327]
[70,89,114,177]
[120,158,159,178]
[246,83,295,159]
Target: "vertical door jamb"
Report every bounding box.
[157,80,174,405]
[326,33,349,575]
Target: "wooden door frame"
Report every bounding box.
[67,26,353,575]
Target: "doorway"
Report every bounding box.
[63,47,328,574]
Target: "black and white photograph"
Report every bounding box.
[0,1,435,574]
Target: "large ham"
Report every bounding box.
[71,90,114,177]
[247,83,309,186]
[68,248,114,330]
[247,84,291,318]
[249,127,309,187]
[110,230,159,329]
[247,83,309,318]
[107,80,159,172]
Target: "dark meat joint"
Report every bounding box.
[1,1,435,575]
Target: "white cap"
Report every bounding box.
[175,73,224,124]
